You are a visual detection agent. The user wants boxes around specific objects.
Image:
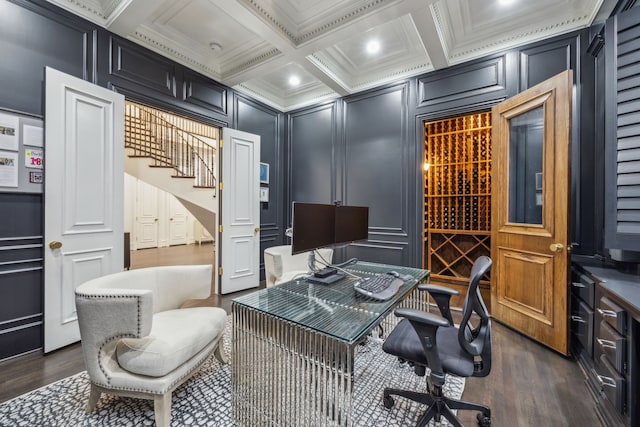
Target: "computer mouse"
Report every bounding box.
[388,271,400,277]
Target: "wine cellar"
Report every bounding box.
[423,112,492,305]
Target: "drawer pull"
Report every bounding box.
[597,308,617,318]
[596,374,617,389]
[572,282,586,288]
[571,315,586,323]
[596,338,616,349]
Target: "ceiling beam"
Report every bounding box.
[207,0,297,52]
[411,6,449,70]
[106,0,167,35]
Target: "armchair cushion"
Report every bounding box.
[116,306,226,377]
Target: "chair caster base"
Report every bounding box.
[477,412,491,426]
[383,395,395,409]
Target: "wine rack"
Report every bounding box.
[423,112,492,296]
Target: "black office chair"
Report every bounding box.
[382,256,492,427]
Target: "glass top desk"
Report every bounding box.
[231,261,430,427]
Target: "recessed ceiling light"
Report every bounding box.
[366,40,380,54]
[498,0,515,5]
[289,76,300,86]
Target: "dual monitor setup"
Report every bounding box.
[291,201,369,284]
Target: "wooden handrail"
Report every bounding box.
[124,102,217,190]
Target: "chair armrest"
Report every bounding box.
[263,250,282,287]
[394,307,449,385]
[422,284,459,326]
[395,307,450,328]
[75,288,154,385]
[75,287,154,340]
[423,284,458,296]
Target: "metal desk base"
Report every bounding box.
[232,286,429,427]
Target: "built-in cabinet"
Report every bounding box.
[572,261,639,427]
[571,267,596,360]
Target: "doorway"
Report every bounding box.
[123,100,218,270]
[422,112,493,307]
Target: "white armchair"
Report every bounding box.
[75,264,227,427]
[263,245,333,287]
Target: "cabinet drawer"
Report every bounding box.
[598,296,626,334]
[571,295,594,357]
[595,354,626,415]
[571,270,595,307]
[597,321,626,374]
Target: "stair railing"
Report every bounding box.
[124,102,217,191]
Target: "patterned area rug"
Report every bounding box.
[0,318,464,426]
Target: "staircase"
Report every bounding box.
[124,102,218,236]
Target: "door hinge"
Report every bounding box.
[219,224,224,233]
[218,267,223,276]
[219,182,224,190]
[220,139,224,148]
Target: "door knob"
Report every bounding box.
[49,241,62,249]
[254,227,260,233]
[170,218,174,221]
[549,243,564,253]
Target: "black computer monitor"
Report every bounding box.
[335,205,369,244]
[291,202,369,255]
[291,202,335,255]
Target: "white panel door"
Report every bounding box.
[44,67,124,352]
[136,179,159,249]
[220,128,260,294]
[168,195,188,246]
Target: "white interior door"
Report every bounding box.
[168,195,188,246]
[44,67,124,352]
[136,179,159,249]
[219,128,260,294]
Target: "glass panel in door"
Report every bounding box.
[508,106,544,225]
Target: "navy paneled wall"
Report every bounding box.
[417,53,516,116]
[0,194,43,359]
[342,83,414,263]
[288,103,338,206]
[0,0,95,115]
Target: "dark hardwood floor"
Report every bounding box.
[0,244,602,426]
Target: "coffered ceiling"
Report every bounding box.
[47,0,612,112]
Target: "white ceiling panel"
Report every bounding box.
[434,0,604,64]
[236,62,338,111]
[313,14,432,91]
[47,0,613,111]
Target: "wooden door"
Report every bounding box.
[219,128,260,294]
[491,70,572,355]
[44,67,124,352]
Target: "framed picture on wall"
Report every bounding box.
[260,162,269,184]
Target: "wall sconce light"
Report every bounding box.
[423,162,430,171]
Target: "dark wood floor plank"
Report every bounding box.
[0,244,602,426]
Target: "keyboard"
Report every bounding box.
[353,272,406,301]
